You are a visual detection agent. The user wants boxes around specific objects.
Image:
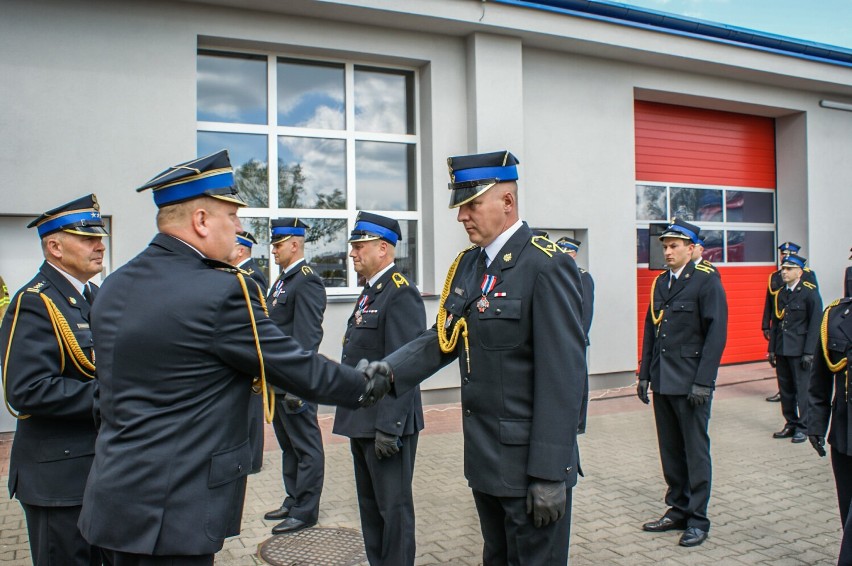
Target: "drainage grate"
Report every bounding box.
[257,527,367,566]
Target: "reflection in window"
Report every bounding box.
[726,191,774,223]
[278,59,345,130]
[303,218,348,287]
[197,52,267,124]
[354,67,414,134]
[699,229,724,263]
[636,228,650,264]
[239,217,271,282]
[726,231,775,262]
[278,137,346,209]
[636,185,666,221]
[670,187,723,222]
[355,142,415,211]
[198,132,268,207]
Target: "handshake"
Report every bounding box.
[356,360,394,408]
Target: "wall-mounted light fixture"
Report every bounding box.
[819,100,852,112]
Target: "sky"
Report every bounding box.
[615,0,852,49]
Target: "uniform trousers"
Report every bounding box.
[350,433,419,566]
[271,398,324,524]
[832,448,852,566]
[101,549,213,565]
[472,487,572,566]
[653,393,713,531]
[247,392,264,473]
[22,503,100,566]
[776,355,810,433]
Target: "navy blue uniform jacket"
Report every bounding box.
[1,263,98,506]
[78,234,367,556]
[639,262,728,394]
[334,267,426,438]
[768,280,822,357]
[385,224,586,498]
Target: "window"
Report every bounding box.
[197,50,419,292]
[635,183,775,265]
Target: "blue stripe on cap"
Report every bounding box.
[272,226,306,237]
[557,241,579,252]
[782,256,805,269]
[152,171,235,207]
[236,235,253,248]
[664,224,699,243]
[453,165,518,183]
[353,221,398,245]
[36,211,102,237]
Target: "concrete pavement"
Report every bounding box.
[0,363,844,564]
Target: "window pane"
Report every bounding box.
[670,187,723,222]
[726,231,775,262]
[278,137,346,209]
[355,141,415,211]
[394,220,418,285]
[238,217,271,283]
[198,132,268,207]
[700,229,724,263]
[303,218,348,287]
[726,190,774,223]
[354,67,414,134]
[278,59,345,129]
[197,52,266,124]
[636,228,650,264]
[636,185,666,221]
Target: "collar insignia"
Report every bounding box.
[503,252,512,263]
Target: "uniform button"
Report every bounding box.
[662,348,666,353]
[396,421,401,427]
[566,466,572,472]
[64,449,71,456]
[663,319,668,323]
[661,333,666,338]
[342,354,347,359]
[463,377,469,384]
[495,309,502,315]
[464,409,471,417]
[237,464,242,473]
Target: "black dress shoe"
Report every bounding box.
[642,516,687,532]
[773,425,795,438]
[271,517,316,535]
[264,504,290,521]
[679,527,708,546]
[792,431,807,443]
[765,392,781,402]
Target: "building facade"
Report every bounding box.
[2,0,852,432]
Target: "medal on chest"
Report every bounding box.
[477,274,497,313]
[271,280,285,307]
[355,293,369,325]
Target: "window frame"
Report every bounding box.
[635,181,776,267]
[197,48,422,295]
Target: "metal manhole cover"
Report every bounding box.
[257,527,367,566]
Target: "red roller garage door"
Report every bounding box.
[635,101,776,366]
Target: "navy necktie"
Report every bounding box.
[83,284,93,304]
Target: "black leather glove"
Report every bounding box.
[687,384,713,407]
[359,360,392,408]
[801,355,814,371]
[809,435,826,457]
[768,353,777,368]
[284,393,303,412]
[374,430,400,460]
[525,479,567,528]
[637,380,650,405]
[762,328,770,341]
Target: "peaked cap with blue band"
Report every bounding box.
[236,231,258,248]
[28,194,109,238]
[136,149,245,208]
[348,211,401,246]
[556,237,581,252]
[446,150,519,209]
[659,218,701,244]
[778,241,801,255]
[780,253,807,269]
[271,218,309,244]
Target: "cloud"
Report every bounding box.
[197,54,266,123]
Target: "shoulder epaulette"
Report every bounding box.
[802,281,816,290]
[694,262,715,274]
[657,270,668,280]
[25,281,46,294]
[202,258,243,273]
[301,265,314,276]
[392,273,409,288]
[460,244,478,255]
[804,267,812,272]
[579,267,587,274]
[531,235,562,257]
